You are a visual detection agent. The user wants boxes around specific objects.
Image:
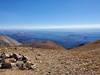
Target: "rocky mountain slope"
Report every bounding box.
[0,35,22,46]
[0,40,99,75]
[71,40,100,51]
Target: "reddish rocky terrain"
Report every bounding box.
[0,40,99,75]
[32,40,65,50]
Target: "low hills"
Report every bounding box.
[32,40,65,49]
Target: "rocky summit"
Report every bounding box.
[0,40,99,75]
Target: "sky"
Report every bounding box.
[0,0,100,30]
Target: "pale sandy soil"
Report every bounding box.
[0,46,99,75]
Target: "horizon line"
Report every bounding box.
[0,24,100,30]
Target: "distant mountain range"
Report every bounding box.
[0,35,65,49]
[0,30,100,49]
[0,34,99,50]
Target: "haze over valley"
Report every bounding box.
[0,30,99,49]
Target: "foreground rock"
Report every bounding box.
[0,52,35,70]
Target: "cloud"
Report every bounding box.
[0,24,100,30]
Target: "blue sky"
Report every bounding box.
[0,0,100,29]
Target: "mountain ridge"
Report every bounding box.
[0,35,22,46]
